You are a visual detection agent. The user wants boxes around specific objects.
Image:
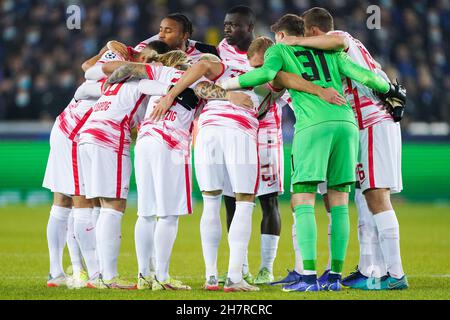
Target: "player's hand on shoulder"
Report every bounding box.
[227,92,254,109]
[278,35,302,46]
[107,40,128,59]
[318,87,347,106]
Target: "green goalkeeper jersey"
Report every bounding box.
[237,43,390,132]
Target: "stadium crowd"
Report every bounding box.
[1,0,449,138]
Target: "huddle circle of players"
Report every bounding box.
[43,6,408,292]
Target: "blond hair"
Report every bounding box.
[248,36,274,59]
[140,48,189,69]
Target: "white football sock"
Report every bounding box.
[154,216,179,282]
[135,215,157,277]
[96,208,123,281]
[92,207,100,225]
[260,234,279,273]
[372,234,387,278]
[355,189,386,277]
[47,205,71,278]
[200,194,222,280]
[227,201,255,283]
[292,213,303,274]
[73,208,99,278]
[242,251,250,275]
[67,210,84,274]
[326,210,331,270]
[373,210,404,279]
[92,206,101,273]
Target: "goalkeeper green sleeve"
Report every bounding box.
[336,52,390,94]
[237,46,284,88]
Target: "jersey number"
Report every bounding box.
[103,81,125,96]
[294,50,331,82]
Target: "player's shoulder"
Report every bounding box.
[327,29,349,37]
[190,40,219,56]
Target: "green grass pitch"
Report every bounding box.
[0,201,449,300]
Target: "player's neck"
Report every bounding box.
[234,36,253,54]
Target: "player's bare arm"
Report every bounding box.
[194,81,254,109]
[150,60,224,121]
[106,63,147,84]
[278,34,348,51]
[274,71,346,105]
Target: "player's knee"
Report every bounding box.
[53,193,72,208]
[364,188,392,213]
[100,198,127,213]
[259,193,279,216]
[236,193,255,202]
[203,190,222,197]
[72,196,93,208]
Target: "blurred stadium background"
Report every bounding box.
[0,0,449,205]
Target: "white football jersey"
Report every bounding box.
[328,30,392,129]
[199,64,282,139]
[78,80,149,156]
[138,65,203,155]
[217,38,251,71]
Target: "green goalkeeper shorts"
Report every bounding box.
[291,121,359,190]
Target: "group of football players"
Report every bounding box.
[43,5,408,292]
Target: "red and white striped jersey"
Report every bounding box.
[138,65,203,155]
[55,98,95,141]
[258,84,286,142]
[328,30,392,129]
[199,64,277,139]
[217,39,251,71]
[78,80,149,156]
[55,50,128,142]
[134,36,211,64]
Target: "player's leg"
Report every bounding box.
[151,140,191,291]
[357,121,407,290]
[46,192,72,286]
[81,144,135,289]
[134,138,157,289]
[71,195,98,287]
[223,130,259,292]
[365,188,406,289]
[342,186,385,287]
[320,122,359,291]
[317,183,332,285]
[254,192,280,284]
[43,125,82,286]
[283,125,333,292]
[282,187,320,292]
[224,195,235,232]
[195,127,225,290]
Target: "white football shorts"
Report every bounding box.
[194,126,258,195]
[43,123,83,196]
[357,120,402,193]
[134,137,192,217]
[78,143,131,199]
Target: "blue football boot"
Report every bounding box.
[321,273,342,291]
[270,269,302,285]
[282,275,321,292]
[342,266,368,287]
[317,269,330,287]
